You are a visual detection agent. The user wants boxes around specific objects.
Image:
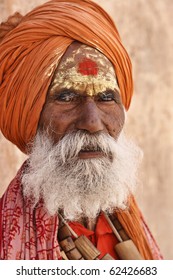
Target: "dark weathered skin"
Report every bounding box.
[39,42,125,159]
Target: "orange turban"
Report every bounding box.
[0,0,133,153]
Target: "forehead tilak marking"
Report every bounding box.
[77,58,98,76]
[50,45,119,96]
[50,74,119,97]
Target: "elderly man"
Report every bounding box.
[0,0,162,260]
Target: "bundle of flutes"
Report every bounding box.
[58,213,113,260]
[58,212,143,260]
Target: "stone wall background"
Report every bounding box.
[0,0,173,259]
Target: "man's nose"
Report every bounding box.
[76,100,104,133]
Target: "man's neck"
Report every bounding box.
[74,216,97,231]
[84,217,97,231]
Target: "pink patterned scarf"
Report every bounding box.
[0,163,61,259]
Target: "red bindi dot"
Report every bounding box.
[77,58,98,76]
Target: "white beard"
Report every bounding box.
[22,130,142,221]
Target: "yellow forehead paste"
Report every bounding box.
[51,45,119,96]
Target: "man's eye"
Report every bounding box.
[56,91,77,102]
[98,91,115,102]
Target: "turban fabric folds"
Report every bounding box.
[0,0,133,153]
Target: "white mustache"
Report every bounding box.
[48,130,116,163]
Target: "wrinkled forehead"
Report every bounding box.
[50,42,119,95]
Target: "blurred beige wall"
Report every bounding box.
[0,0,173,259]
